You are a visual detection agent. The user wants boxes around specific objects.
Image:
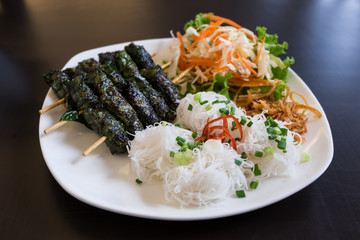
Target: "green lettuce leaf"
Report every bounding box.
[207,73,232,99]
[184,13,212,31]
[271,56,295,82]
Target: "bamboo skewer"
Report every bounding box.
[172,66,194,83]
[39,98,65,114]
[161,61,172,69]
[44,121,68,134]
[82,136,107,156]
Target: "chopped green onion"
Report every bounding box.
[234,159,242,166]
[264,146,275,155]
[194,93,202,102]
[194,140,203,148]
[135,179,143,184]
[187,142,195,150]
[235,137,240,141]
[236,190,246,198]
[205,104,212,111]
[246,121,253,127]
[180,143,189,152]
[187,104,193,111]
[170,151,175,157]
[230,107,236,115]
[281,128,288,136]
[255,151,263,157]
[250,181,259,189]
[161,122,166,127]
[200,100,208,105]
[175,123,181,128]
[267,127,274,134]
[173,149,193,166]
[212,100,225,104]
[253,164,261,176]
[268,134,277,140]
[219,107,229,115]
[240,116,247,126]
[241,152,248,159]
[301,152,311,162]
[231,121,237,131]
[192,132,197,139]
[264,120,270,126]
[176,136,186,142]
[225,99,231,104]
[273,127,282,135]
[277,140,287,150]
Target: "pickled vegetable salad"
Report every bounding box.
[170,13,294,100]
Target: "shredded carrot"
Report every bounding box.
[211,65,229,73]
[240,57,257,75]
[254,35,266,63]
[186,56,218,67]
[176,31,186,70]
[206,14,243,29]
[188,20,224,52]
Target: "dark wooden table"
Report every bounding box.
[1,0,359,239]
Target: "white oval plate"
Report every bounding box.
[39,38,333,220]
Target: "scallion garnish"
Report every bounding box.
[241,152,248,159]
[205,104,212,111]
[219,107,229,115]
[200,100,208,105]
[281,128,288,136]
[175,123,181,128]
[267,127,274,134]
[300,152,311,162]
[170,151,175,157]
[255,151,263,157]
[236,190,246,198]
[246,121,253,127]
[135,179,143,184]
[234,159,242,166]
[194,93,202,102]
[250,181,259,189]
[187,104,193,111]
[230,107,236,115]
[192,132,197,139]
[240,116,247,126]
[264,146,274,155]
[268,134,276,140]
[273,127,282,135]
[277,140,287,150]
[231,121,237,131]
[253,164,261,176]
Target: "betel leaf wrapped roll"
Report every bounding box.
[123,82,159,126]
[113,50,172,121]
[98,52,114,64]
[125,43,156,70]
[113,50,139,78]
[62,72,100,110]
[140,65,181,111]
[83,107,129,154]
[76,58,99,73]
[86,71,143,135]
[43,70,69,99]
[99,61,128,90]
